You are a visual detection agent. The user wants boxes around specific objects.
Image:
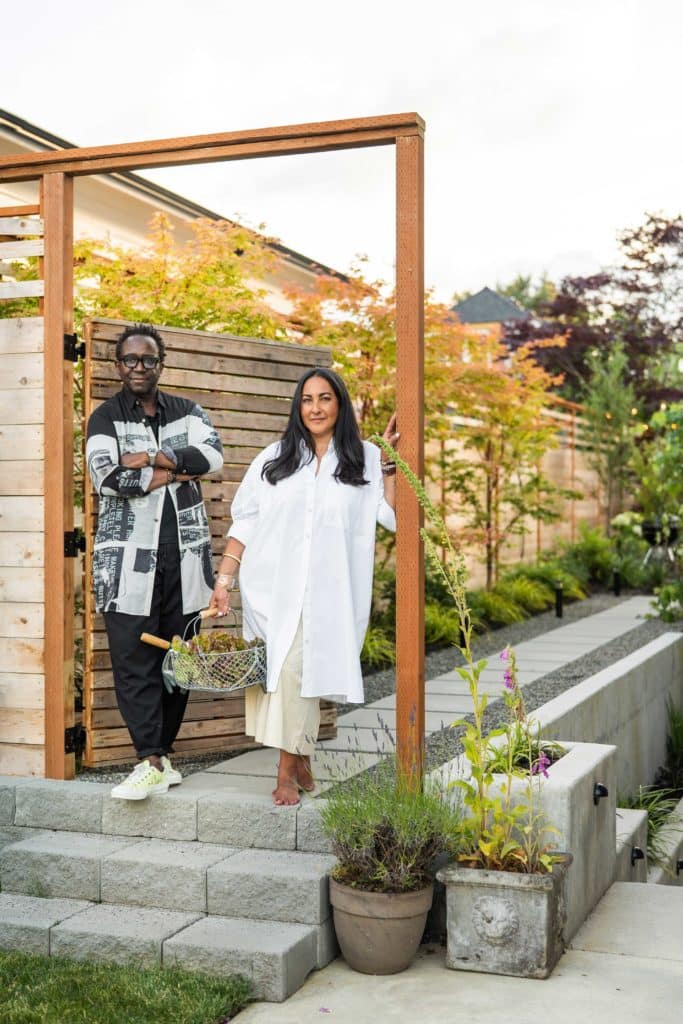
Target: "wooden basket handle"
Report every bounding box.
[140,607,218,648]
[140,633,171,650]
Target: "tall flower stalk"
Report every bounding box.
[373,436,562,873]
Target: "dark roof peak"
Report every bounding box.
[451,286,528,324]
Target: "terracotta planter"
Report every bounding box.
[329,878,434,975]
[436,855,572,979]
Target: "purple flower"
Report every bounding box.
[499,648,510,662]
[532,752,551,779]
[503,668,515,691]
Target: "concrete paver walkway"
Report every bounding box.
[237,882,683,1024]
[206,596,651,787]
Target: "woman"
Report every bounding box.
[210,367,397,805]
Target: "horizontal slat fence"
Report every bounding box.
[83,317,336,767]
[0,306,45,774]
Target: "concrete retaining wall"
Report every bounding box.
[531,633,683,798]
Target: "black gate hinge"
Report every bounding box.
[64,724,85,755]
[64,528,86,558]
[64,333,86,362]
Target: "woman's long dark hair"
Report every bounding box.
[262,367,368,487]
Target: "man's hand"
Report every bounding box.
[121,451,150,469]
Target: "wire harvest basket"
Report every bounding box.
[141,609,267,694]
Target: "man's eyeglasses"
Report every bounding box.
[118,354,160,370]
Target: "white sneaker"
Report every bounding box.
[111,760,169,801]
[161,755,182,786]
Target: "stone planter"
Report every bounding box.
[329,878,433,975]
[436,856,572,979]
[436,739,616,941]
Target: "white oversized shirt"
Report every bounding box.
[228,439,396,703]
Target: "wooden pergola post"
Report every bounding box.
[1,113,426,784]
[395,134,425,783]
[40,173,75,778]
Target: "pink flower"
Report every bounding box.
[503,668,515,691]
[499,648,510,662]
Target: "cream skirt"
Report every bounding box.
[245,620,321,755]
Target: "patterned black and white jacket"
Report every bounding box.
[86,388,224,615]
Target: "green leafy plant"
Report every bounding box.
[424,603,461,646]
[475,589,525,626]
[619,785,683,870]
[650,581,683,622]
[319,755,463,893]
[361,624,396,669]
[373,436,564,874]
[494,577,553,614]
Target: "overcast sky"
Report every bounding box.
[3,0,681,302]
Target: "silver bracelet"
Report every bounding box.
[381,462,397,475]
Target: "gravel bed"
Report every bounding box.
[78,591,673,784]
[425,598,682,771]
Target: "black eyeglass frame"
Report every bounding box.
[117,354,161,370]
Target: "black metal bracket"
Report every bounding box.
[677,859,683,877]
[64,333,85,362]
[593,782,609,805]
[64,529,86,558]
[64,724,84,755]
[631,846,645,866]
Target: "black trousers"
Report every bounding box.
[104,543,195,760]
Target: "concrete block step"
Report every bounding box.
[0,828,338,925]
[163,914,328,1001]
[0,894,333,1002]
[0,893,93,956]
[0,774,308,850]
[207,848,338,924]
[0,831,140,901]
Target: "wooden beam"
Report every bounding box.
[0,204,40,217]
[0,114,425,182]
[0,280,44,300]
[394,133,425,786]
[40,172,75,780]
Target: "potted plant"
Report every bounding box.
[436,643,571,978]
[319,756,463,975]
[375,438,571,979]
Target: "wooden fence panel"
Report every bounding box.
[0,311,46,777]
[82,317,336,768]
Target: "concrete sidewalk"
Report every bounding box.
[206,596,652,786]
[237,883,683,1024]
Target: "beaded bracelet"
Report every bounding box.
[381,462,397,476]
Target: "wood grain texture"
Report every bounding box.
[0,463,44,495]
[41,172,75,780]
[0,317,44,353]
[0,602,45,638]
[82,317,335,767]
[0,114,424,181]
[0,216,44,235]
[0,742,44,776]
[0,280,44,300]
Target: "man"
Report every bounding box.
[86,323,224,799]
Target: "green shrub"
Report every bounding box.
[495,576,554,614]
[424,602,461,646]
[510,562,586,602]
[476,589,526,626]
[555,524,614,587]
[361,624,396,669]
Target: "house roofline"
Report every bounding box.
[0,108,347,282]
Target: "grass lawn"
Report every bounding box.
[0,951,252,1024]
